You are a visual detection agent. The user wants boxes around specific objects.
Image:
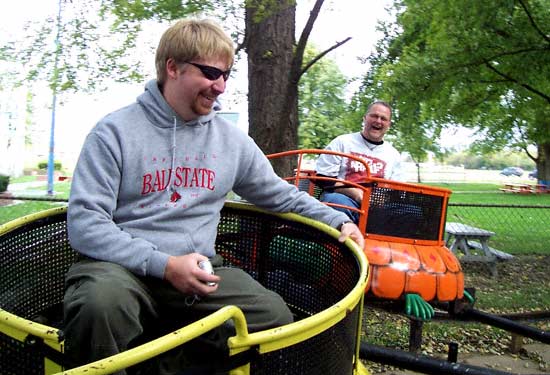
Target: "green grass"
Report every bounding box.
[0,201,67,225]
[363,254,550,365]
[0,181,70,225]
[30,181,71,197]
[428,182,550,204]
[430,182,501,193]
[448,206,548,254]
[426,182,550,255]
[9,175,42,184]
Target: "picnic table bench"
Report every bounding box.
[445,222,513,277]
[533,184,550,193]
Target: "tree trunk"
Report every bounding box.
[245,0,298,177]
[538,142,550,185]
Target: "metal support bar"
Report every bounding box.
[460,308,550,344]
[360,342,516,375]
[447,342,458,363]
[408,319,423,352]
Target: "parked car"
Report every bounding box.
[500,167,524,177]
[528,169,537,179]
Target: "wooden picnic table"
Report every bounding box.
[500,183,549,194]
[445,222,512,277]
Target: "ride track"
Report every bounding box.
[267,149,550,375]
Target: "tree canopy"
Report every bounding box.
[8,0,548,182]
[2,2,148,95]
[370,0,550,181]
[4,0,359,176]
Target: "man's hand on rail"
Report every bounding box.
[338,222,365,248]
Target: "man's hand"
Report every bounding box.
[164,253,220,296]
[338,222,365,248]
[336,186,364,203]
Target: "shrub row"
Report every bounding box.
[0,175,9,192]
[37,161,63,171]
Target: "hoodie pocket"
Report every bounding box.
[153,231,197,256]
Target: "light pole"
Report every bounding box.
[47,0,62,196]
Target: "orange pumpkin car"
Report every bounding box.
[267,149,472,320]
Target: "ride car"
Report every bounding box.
[500,167,524,177]
[528,169,537,179]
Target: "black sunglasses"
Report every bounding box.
[185,61,231,81]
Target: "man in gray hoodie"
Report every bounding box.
[64,18,364,374]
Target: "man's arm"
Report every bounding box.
[233,144,365,246]
[315,171,364,206]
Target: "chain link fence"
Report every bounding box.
[446,203,550,254]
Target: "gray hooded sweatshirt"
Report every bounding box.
[68,80,351,279]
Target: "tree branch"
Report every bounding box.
[524,146,538,162]
[517,127,538,163]
[517,0,550,44]
[300,37,352,77]
[235,32,247,56]
[484,61,550,104]
[457,45,548,71]
[475,79,510,85]
[433,45,547,85]
[483,46,549,61]
[292,0,324,84]
[295,0,324,60]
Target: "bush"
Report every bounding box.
[37,161,63,171]
[0,175,9,192]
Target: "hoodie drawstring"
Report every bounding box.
[169,117,181,202]
[168,116,207,202]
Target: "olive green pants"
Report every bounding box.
[63,255,293,374]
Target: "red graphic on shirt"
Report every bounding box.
[138,153,219,207]
[170,191,182,202]
[141,166,216,195]
[344,152,387,181]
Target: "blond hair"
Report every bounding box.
[155,19,235,84]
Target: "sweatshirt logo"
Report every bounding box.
[345,152,387,180]
[141,167,216,195]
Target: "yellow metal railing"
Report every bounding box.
[1,203,370,375]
